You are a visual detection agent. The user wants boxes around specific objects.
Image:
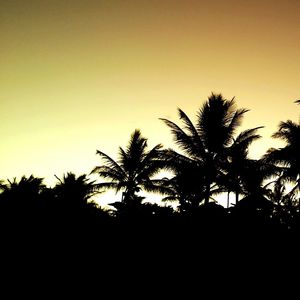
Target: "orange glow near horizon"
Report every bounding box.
[1,0,300,206]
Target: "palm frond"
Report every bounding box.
[272,120,300,141]
[178,108,198,137]
[160,118,202,158]
[226,108,249,141]
[142,182,174,195]
[197,94,233,151]
[161,195,179,202]
[126,129,148,160]
[264,147,293,168]
[93,150,125,177]
[160,148,197,172]
[118,147,129,167]
[136,144,163,175]
[94,182,123,193]
[232,127,263,152]
[91,166,126,181]
[235,127,263,143]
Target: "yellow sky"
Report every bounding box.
[1,0,300,206]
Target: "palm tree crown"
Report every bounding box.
[160,93,252,205]
[91,129,164,204]
[0,175,46,219]
[221,127,263,205]
[0,175,45,205]
[53,172,99,207]
[265,120,300,193]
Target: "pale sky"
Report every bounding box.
[1,0,300,206]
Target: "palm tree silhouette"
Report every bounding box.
[239,159,276,204]
[49,172,111,235]
[0,175,46,227]
[267,179,298,230]
[161,93,249,205]
[160,155,221,213]
[0,175,45,208]
[53,172,100,209]
[230,159,278,234]
[220,127,263,206]
[91,129,165,206]
[160,159,205,212]
[265,120,300,195]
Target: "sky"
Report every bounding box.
[1,0,300,206]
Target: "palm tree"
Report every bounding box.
[265,120,300,194]
[0,175,46,225]
[91,129,165,205]
[53,172,100,208]
[220,127,263,206]
[239,159,277,203]
[267,179,298,226]
[159,154,221,213]
[230,159,278,231]
[0,175,45,208]
[160,93,250,205]
[160,158,207,212]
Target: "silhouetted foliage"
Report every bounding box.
[264,116,300,233]
[91,129,168,218]
[1,93,299,268]
[0,175,45,222]
[160,93,261,211]
[220,127,263,205]
[160,156,220,213]
[53,172,100,208]
[265,120,300,193]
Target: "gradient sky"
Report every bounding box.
[1,0,300,206]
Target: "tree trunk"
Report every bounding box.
[227,191,230,208]
[205,183,210,205]
[235,191,239,205]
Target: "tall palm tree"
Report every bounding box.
[160,93,249,205]
[265,120,300,194]
[91,129,165,204]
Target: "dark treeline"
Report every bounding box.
[1,94,300,275]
